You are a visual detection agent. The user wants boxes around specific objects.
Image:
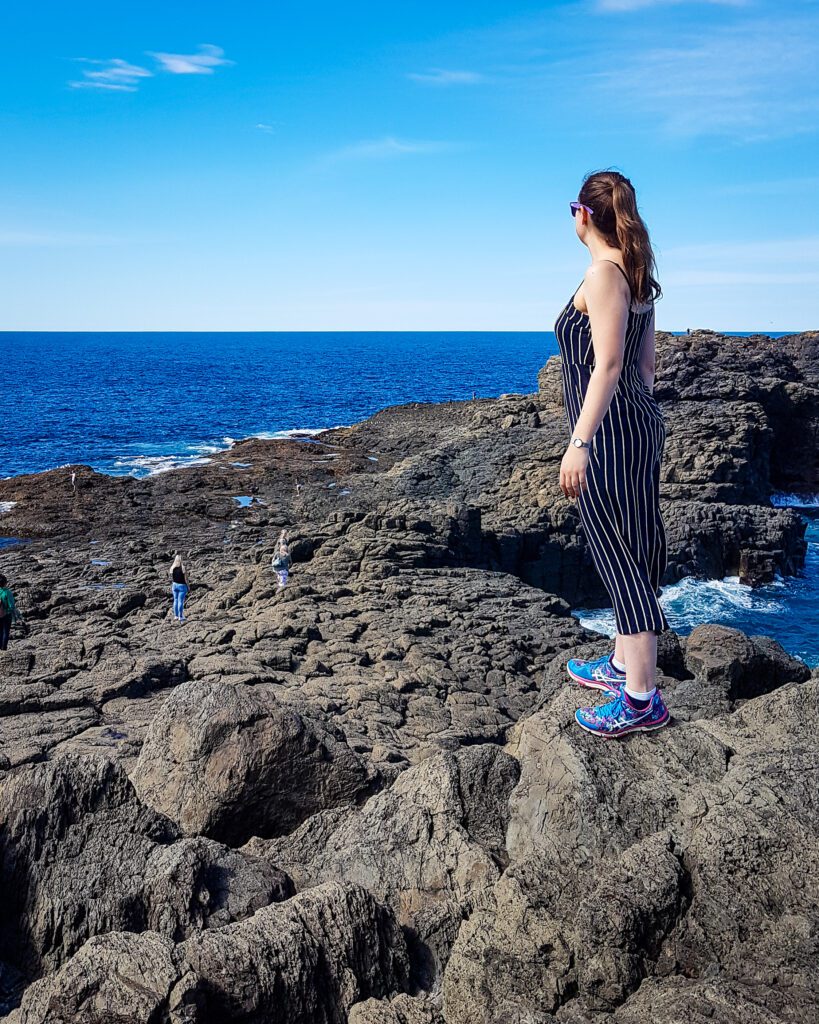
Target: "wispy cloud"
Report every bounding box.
[148,43,233,75]
[69,58,152,92]
[589,11,819,141]
[255,123,280,135]
[69,44,233,93]
[322,135,464,163]
[407,68,486,85]
[660,235,819,287]
[402,4,819,143]
[596,0,747,10]
[0,229,120,247]
[712,175,819,197]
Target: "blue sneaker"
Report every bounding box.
[575,688,670,739]
[567,653,625,696]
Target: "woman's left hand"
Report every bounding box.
[560,445,590,499]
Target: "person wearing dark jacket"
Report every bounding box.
[0,574,19,651]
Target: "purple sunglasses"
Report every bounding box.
[570,201,593,217]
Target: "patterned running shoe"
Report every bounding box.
[575,688,670,739]
[567,652,625,695]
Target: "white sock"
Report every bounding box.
[624,684,656,705]
[611,655,626,673]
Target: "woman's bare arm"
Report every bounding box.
[570,263,628,443]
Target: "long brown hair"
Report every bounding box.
[578,170,661,305]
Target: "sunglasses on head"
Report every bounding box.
[570,201,594,217]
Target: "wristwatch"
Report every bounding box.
[570,437,591,449]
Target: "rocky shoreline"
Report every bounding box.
[0,329,817,1022]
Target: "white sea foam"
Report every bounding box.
[111,454,215,477]
[574,574,787,638]
[224,427,343,445]
[771,492,819,508]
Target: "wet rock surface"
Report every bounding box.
[0,329,817,1021]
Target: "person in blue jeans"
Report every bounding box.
[170,555,189,622]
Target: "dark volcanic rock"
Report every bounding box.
[246,744,519,985]
[132,678,379,845]
[0,755,292,981]
[0,328,816,1021]
[9,883,409,1024]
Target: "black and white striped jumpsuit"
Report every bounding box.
[554,261,669,635]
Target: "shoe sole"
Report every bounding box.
[567,664,623,695]
[575,710,671,739]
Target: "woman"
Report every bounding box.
[0,574,18,651]
[554,169,670,738]
[170,555,189,623]
[272,530,292,588]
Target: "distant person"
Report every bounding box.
[170,555,189,622]
[555,170,670,738]
[71,470,77,494]
[0,574,20,651]
[271,531,292,588]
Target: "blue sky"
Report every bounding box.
[2,0,818,330]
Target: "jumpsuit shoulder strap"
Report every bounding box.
[599,259,632,299]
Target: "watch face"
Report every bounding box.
[573,438,581,447]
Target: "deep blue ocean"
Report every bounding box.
[2,331,817,667]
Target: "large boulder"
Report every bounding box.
[0,755,291,981]
[132,679,379,845]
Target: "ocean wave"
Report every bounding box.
[108,453,216,478]
[771,492,819,508]
[97,428,354,479]
[574,574,787,640]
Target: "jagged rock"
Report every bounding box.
[0,755,292,982]
[246,745,519,985]
[5,931,200,1024]
[132,678,379,845]
[179,882,410,1023]
[350,993,445,1024]
[445,678,819,1023]
[670,623,811,717]
[0,329,816,1020]
[142,836,293,941]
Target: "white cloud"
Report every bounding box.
[149,43,233,75]
[407,68,486,85]
[322,136,463,163]
[597,0,746,10]
[69,58,152,92]
[255,123,279,134]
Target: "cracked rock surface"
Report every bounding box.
[0,330,817,1021]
